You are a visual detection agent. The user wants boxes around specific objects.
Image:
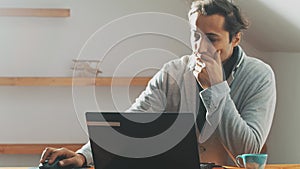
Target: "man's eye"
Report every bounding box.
[208,37,217,43]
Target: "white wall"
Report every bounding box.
[265,52,300,164]
[0,0,191,141]
[0,0,191,166]
[0,0,191,76]
[240,41,268,62]
[1,0,298,167]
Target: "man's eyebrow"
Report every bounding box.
[205,33,220,37]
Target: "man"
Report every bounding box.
[40,0,276,166]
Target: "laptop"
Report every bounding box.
[86,112,200,169]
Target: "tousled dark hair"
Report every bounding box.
[190,0,249,42]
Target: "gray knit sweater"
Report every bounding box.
[77,46,276,165]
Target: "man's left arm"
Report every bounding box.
[199,68,276,156]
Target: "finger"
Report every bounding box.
[195,64,205,73]
[199,53,214,63]
[193,69,209,89]
[58,158,72,167]
[215,50,222,65]
[193,70,200,79]
[194,52,202,58]
[47,148,65,164]
[196,56,204,63]
[40,147,55,163]
[195,57,207,67]
[195,59,206,67]
[59,156,81,167]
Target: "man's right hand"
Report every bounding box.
[40,147,86,167]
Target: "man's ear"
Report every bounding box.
[232,32,241,47]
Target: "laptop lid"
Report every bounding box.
[86,112,200,169]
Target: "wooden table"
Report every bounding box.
[0,165,300,169]
[224,164,300,169]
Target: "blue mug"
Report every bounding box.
[236,154,268,169]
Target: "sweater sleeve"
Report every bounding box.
[199,66,276,156]
[76,142,93,165]
[127,69,168,113]
[127,60,184,113]
[198,81,230,143]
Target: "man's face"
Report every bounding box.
[192,14,240,63]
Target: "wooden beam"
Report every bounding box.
[96,77,151,86]
[0,144,84,154]
[0,77,72,86]
[0,77,151,86]
[0,8,70,17]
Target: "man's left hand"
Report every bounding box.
[193,50,223,89]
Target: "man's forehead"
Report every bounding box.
[197,14,226,32]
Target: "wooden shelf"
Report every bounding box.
[0,144,83,154]
[0,77,151,86]
[0,8,70,17]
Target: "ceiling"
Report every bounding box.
[236,0,300,53]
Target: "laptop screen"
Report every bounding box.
[86,112,200,169]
